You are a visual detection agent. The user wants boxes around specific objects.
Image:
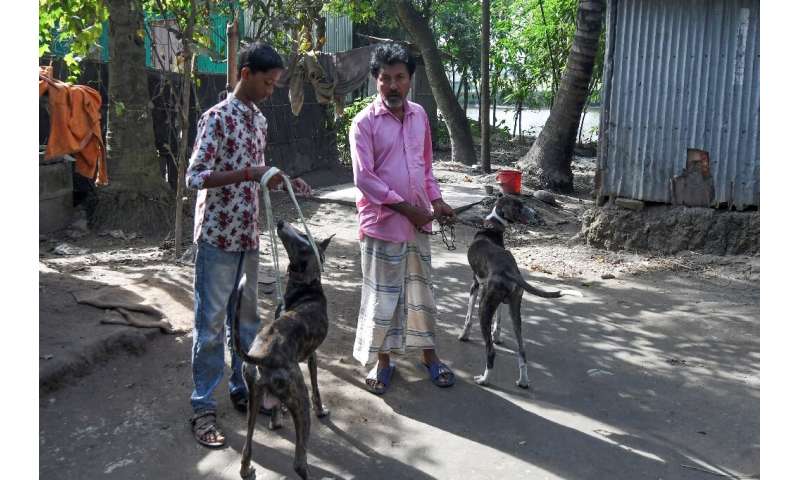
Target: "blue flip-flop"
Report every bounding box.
[365,363,395,395]
[422,360,456,387]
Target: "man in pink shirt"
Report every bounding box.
[350,43,456,394]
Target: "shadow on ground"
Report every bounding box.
[39,200,759,479]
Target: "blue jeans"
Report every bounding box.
[190,241,260,413]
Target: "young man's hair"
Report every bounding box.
[369,42,416,78]
[237,41,284,79]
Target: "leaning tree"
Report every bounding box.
[518,0,605,192]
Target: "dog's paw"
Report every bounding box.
[293,462,309,480]
[516,380,530,389]
[492,336,504,345]
[474,374,489,385]
[240,465,256,480]
[458,331,470,342]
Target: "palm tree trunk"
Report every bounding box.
[518,0,605,193]
[395,0,477,165]
[99,0,172,234]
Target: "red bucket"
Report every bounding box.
[496,169,522,194]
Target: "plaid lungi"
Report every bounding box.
[352,232,438,366]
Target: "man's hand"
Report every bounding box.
[289,177,313,197]
[388,202,434,228]
[432,198,455,224]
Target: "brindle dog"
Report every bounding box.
[459,195,575,389]
[232,220,334,480]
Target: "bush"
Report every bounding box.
[436,114,513,148]
[335,95,375,165]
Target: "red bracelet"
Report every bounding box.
[243,168,252,181]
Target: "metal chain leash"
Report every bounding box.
[417,217,485,251]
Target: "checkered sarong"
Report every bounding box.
[352,232,438,366]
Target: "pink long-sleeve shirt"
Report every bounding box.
[350,97,442,243]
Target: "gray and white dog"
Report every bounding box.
[459,195,575,388]
[232,220,334,480]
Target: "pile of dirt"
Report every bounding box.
[581,204,760,255]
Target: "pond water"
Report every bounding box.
[465,105,601,143]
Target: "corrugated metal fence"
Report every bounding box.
[321,13,353,54]
[598,0,760,208]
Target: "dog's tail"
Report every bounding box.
[514,274,563,298]
[514,274,583,298]
[232,274,261,365]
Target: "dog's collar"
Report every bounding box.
[485,206,509,227]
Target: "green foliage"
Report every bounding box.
[39,0,108,81]
[39,0,232,80]
[327,0,603,111]
[436,113,512,147]
[240,0,337,54]
[113,101,126,117]
[432,1,481,83]
[335,95,375,165]
[143,0,234,60]
[324,0,387,24]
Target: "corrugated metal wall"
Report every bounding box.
[321,13,353,54]
[598,0,760,208]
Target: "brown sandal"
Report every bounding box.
[190,411,226,448]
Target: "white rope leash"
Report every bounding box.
[259,167,324,312]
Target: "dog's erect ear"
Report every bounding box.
[317,234,335,253]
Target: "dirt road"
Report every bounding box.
[39,189,759,479]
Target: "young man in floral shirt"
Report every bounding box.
[185,41,311,448]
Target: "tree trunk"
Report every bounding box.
[175,2,197,259]
[455,66,465,100]
[100,0,172,235]
[491,71,498,129]
[395,0,477,165]
[518,0,605,193]
[577,75,599,145]
[462,72,469,111]
[512,107,518,140]
[473,77,480,115]
[226,14,239,93]
[480,0,491,173]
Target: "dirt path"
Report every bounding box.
[39,176,759,479]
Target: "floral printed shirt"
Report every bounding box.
[186,95,267,252]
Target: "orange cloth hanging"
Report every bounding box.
[39,66,108,185]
